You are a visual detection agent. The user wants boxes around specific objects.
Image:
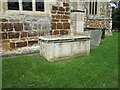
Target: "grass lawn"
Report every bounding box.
[2,32,118,88]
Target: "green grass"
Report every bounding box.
[2,32,118,88]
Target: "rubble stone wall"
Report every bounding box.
[86,19,112,29]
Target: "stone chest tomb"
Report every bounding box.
[39,35,90,62]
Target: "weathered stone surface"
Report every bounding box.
[65,12,70,15]
[0,7,51,51]
[1,33,7,39]
[61,19,68,22]
[51,2,70,36]
[0,40,10,43]
[58,11,64,14]
[63,15,70,19]
[28,31,38,37]
[51,11,56,14]
[56,15,62,19]
[0,19,8,22]
[39,32,45,36]
[2,23,13,31]
[33,23,39,30]
[71,12,84,34]
[63,23,70,29]
[60,30,68,35]
[66,7,70,11]
[63,2,69,6]
[52,15,56,19]
[52,19,59,22]
[86,19,111,29]
[38,24,42,29]
[105,30,112,36]
[52,6,58,10]
[53,30,59,35]
[14,23,23,31]
[9,19,20,22]
[8,32,19,39]
[90,30,102,47]
[10,42,16,49]
[2,43,10,50]
[16,42,27,48]
[28,40,38,46]
[7,23,14,31]
[50,30,52,35]
[42,24,49,30]
[57,23,63,29]
[39,35,90,62]
[21,32,28,38]
[24,23,32,30]
[59,7,65,11]
[51,23,57,29]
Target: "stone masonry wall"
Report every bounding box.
[51,1,70,35]
[0,0,71,53]
[0,0,112,54]
[0,13,51,51]
[86,19,111,29]
[85,2,112,32]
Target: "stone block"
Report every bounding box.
[51,11,56,14]
[42,24,49,30]
[0,19,8,22]
[2,43,10,50]
[9,19,20,23]
[57,23,63,29]
[39,32,45,36]
[60,30,68,35]
[65,12,70,15]
[16,41,27,48]
[38,24,42,29]
[28,40,38,46]
[63,2,69,6]
[21,32,28,38]
[53,30,59,35]
[52,6,58,10]
[61,19,68,22]
[52,15,56,19]
[24,23,32,30]
[50,30,52,35]
[56,15,62,19]
[14,23,23,31]
[76,21,84,33]
[59,7,65,11]
[2,23,13,31]
[66,7,70,11]
[63,23,70,29]
[28,31,38,37]
[8,32,19,39]
[51,23,57,29]
[10,42,16,49]
[52,19,59,22]
[0,40,9,43]
[63,15,70,19]
[1,33,7,39]
[33,23,39,30]
[58,11,64,14]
